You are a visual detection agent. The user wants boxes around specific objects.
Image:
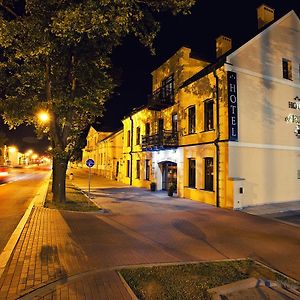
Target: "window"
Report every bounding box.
[158,118,164,136]
[204,157,214,191]
[136,160,140,179]
[145,159,150,180]
[282,58,292,80]
[162,74,174,102]
[145,123,150,136]
[127,130,131,147]
[188,158,196,188]
[188,106,196,134]
[204,100,214,131]
[172,113,178,133]
[136,127,140,145]
[126,160,131,177]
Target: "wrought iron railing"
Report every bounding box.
[147,87,174,110]
[142,130,178,151]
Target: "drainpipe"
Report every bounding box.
[213,70,220,208]
[129,114,134,185]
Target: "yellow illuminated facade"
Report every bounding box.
[83,7,300,209]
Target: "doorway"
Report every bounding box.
[160,161,177,191]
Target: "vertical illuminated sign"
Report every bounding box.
[227,71,238,141]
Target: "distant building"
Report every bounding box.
[83,5,300,209]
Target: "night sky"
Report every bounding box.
[1,0,299,154]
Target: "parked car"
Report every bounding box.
[0,166,9,183]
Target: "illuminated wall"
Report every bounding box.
[82,10,300,209]
[226,11,300,207]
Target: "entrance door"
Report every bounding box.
[160,162,177,191]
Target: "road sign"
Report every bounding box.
[86,159,95,168]
[86,159,94,199]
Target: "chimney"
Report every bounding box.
[257,4,275,29]
[216,35,232,58]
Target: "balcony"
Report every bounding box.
[142,130,178,151]
[147,87,175,111]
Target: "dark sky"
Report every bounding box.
[1,0,299,153]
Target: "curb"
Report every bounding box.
[117,271,139,300]
[0,171,51,280]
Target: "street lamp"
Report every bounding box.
[8,146,17,153]
[32,154,38,160]
[38,111,50,123]
[26,149,33,155]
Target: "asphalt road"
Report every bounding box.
[0,167,49,253]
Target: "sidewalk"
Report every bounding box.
[0,207,132,300]
[241,200,300,227]
[1,169,300,299]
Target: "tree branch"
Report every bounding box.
[0,2,18,18]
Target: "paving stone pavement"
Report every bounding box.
[0,207,135,300]
[1,169,300,299]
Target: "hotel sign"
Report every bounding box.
[285,96,300,138]
[227,71,238,141]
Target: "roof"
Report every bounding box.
[98,127,123,143]
[91,123,118,133]
[180,9,298,89]
[121,104,147,121]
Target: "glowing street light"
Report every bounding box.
[38,111,50,122]
[26,149,33,156]
[8,146,17,153]
[32,154,38,160]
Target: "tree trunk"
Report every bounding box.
[52,158,68,202]
[52,157,57,194]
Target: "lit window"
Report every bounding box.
[204,157,214,191]
[188,158,196,188]
[282,58,292,80]
[204,100,214,131]
[188,106,196,134]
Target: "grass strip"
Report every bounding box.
[120,259,300,300]
[45,180,100,212]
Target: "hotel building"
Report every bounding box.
[83,5,300,209]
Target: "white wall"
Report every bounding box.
[229,144,300,206]
[152,148,183,191]
[227,11,300,207]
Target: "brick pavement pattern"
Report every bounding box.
[1,168,300,299]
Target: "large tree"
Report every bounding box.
[0,0,195,202]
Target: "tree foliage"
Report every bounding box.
[0,0,195,200]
